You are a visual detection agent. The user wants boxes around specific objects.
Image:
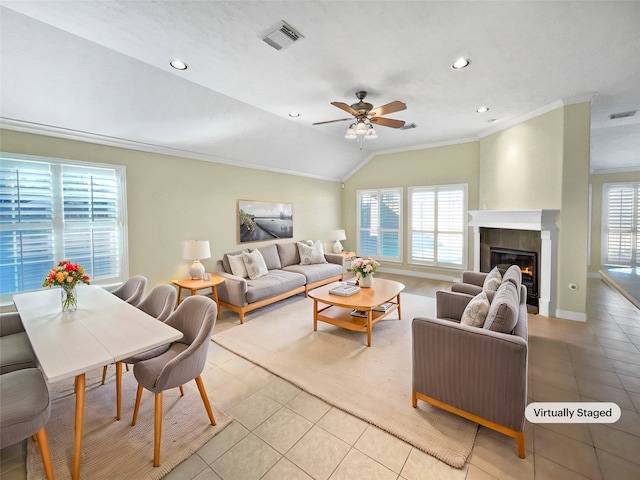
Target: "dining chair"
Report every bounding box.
[131,295,217,467]
[111,275,147,306]
[0,312,37,374]
[0,368,54,480]
[101,284,179,420]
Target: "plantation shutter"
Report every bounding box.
[604,182,639,266]
[357,189,402,261]
[0,154,128,301]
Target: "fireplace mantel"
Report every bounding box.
[468,210,559,231]
[468,209,560,317]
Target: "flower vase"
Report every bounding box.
[61,285,78,313]
[359,274,374,288]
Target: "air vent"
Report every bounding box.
[260,21,304,50]
[399,123,417,130]
[609,110,636,120]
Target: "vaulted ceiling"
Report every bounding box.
[1,1,638,181]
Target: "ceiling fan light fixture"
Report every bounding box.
[452,58,471,69]
[365,127,377,139]
[355,122,368,135]
[345,126,357,139]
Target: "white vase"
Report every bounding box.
[359,275,374,288]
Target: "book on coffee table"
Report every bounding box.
[329,285,360,296]
[373,302,394,312]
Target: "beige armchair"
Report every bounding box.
[412,276,529,458]
[112,275,147,306]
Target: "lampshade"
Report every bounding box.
[345,126,356,139]
[330,229,346,241]
[183,240,211,260]
[365,127,377,139]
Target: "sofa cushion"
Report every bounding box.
[222,249,247,274]
[483,281,519,333]
[297,241,327,265]
[257,244,282,270]
[227,253,248,278]
[502,265,522,291]
[460,291,490,328]
[283,263,343,284]
[245,270,306,303]
[277,242,300,267]
[483,266,502,292]
[242,249,268,280]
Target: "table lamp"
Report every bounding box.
[329,229,346,253]
[183,240,211,279]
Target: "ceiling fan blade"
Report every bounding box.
[369,101,407,117]
[312,117,353,125]
[331,101,360,116]
[370,117,406,128]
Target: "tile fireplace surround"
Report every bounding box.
[469,210,560,317]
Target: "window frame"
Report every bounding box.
[356,188,403,263]
[601,181,639,267]
[1,152,129,303]
[408,183,468,270]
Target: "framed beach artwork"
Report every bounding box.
[238,200,293,243]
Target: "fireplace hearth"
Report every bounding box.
[490,247,538,306]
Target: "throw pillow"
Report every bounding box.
[242,249,268,280]
[483,281,519,333]
[483,266,502,292]
[227,253,248,278]
[297,241,327,265]
[460,292,490,328]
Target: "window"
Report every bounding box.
[0,153,128,302]
[357,189,402,262]
[409,184,467,269]
[602,182,639,267]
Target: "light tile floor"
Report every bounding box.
[1,274,639,479]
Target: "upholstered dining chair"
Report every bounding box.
[131,296,217,467]
[101,284,178,420]
[0,312,37,374]
[0,368,54,480]
[111,275,147,306]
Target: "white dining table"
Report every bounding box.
[13,285,183,480]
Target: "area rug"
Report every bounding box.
[213,292,478,468]
[27,368,231,479]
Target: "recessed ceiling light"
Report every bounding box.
[288,112,300,118]
[476,106,490,113]
[452,58,471,69]
[170,59,188,70]
[487,118,498,123]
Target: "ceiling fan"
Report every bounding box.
[313,91,407,148]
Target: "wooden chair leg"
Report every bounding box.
[101,365,108,385]
[179,385,184,396]
[35,427,54,480]
[195,375,216,426]
[154,392,163,467]
[131,384,143,426]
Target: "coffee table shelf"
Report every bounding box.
[309,279,405,346]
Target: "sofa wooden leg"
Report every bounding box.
[411,390,417,408]
[515,431,525,458]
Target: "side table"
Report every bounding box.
[172,275,225,318]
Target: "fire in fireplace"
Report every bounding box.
[490,247,538,307]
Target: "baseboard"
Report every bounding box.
[555,309,587,322]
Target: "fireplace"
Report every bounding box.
[468,210,559,317]
[490,247,538,306]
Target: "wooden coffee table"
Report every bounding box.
[308,279,405,347]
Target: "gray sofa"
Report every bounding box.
[216,242,344,323]
[412,265,528,458]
